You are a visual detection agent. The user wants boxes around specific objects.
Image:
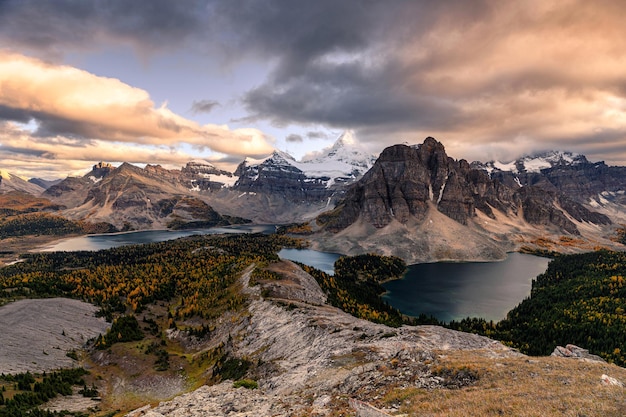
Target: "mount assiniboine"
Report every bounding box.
[309,138,623,263]
[1,133,625,262]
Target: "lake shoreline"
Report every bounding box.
[382,252,551,323]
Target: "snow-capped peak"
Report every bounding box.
[269,149,297,164]
[187,159,217,168]
[234,131,376,190]
[336,129,357,146]
[303,131,375,169]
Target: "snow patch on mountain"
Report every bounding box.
[181,160,237,190]
[475,151,586,175]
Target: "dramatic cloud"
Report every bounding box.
[0,51,273,157]
[0,0,209,58]
[226,0,626,164]
[0,122,209,179]
[2,0,626,174]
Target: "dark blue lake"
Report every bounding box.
[382,253,550,322]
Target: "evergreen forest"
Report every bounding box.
[447,250,626,366]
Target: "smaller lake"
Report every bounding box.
[382,253,550,323]
[278,248,342,275]
[41,224,277,252]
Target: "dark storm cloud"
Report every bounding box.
[191,100,220,114]
[285,134,303,143]
[0,0,484,134]
[214,0,494,131]
[242,60,465,130]
[0,0,208,55]
[0,104,32,123]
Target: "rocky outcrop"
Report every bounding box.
[601,374,624,387]
[44,161,248,229]
[90,161,115,180]
[180,161,234,191]
[126,262,518,417]
[551,344,606,362]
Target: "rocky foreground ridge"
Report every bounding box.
[124,261,626,417]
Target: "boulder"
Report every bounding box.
[600,374,624,387]
[551,344,605,362]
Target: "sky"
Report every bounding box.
[2,0,626,179]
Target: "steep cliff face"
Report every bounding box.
[312,138,616,262]
[180,161,236,191]
[319,138,610,235]
[234,151,331,202]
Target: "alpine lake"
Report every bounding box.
[42,226,550,323]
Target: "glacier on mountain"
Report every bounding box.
[233,131,376,190]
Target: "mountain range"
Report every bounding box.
[1,133,625,262]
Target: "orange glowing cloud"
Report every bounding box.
[0,51,274,157]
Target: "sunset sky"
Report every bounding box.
[2,0,626,179]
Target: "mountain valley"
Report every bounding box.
[1,134,624,263]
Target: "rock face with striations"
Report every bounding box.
[234,151,331,202]
[232,131,376,204]
[318,138,610,235]
[472,151,626,206]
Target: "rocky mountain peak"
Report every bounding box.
[85,162,115,184]
[115,162,143,175]
[232,133,376,203]
[0,169,45,195]
[182,160,220,175]
[317,137,610,245]
[93,161,113,170]
[180,160,234,191]
[303,131,375,170]
[266,149,297,166]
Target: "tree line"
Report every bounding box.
[445,250,626,366]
